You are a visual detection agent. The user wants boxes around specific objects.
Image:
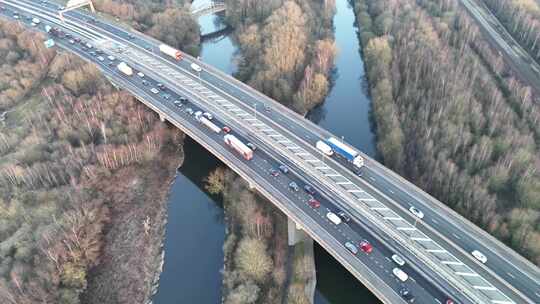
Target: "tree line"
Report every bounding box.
[224,0,337,114]
[0,16,184,304]
[353,0,540,264]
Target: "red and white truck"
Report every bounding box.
[159,44,183,61]
[224,134,253,160]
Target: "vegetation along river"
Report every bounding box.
[153,0,380,303]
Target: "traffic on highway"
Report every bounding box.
[1,0,538,303]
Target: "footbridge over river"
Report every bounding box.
[1,1,539,304]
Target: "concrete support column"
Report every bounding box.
[288,217,308,246]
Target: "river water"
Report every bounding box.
[153,0,379,303]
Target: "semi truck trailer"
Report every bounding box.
[159,44,183,61]
[117,62,133,76]
[224,134,253,160]
[325,137,364,168]
[316,140,333,156]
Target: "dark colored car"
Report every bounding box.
[399,288,415,303]
[304,184,316,195]
[337,211,351,223]
[222,126,231,133]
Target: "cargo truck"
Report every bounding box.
[159,44,183,61]
[117,62,133,76]
[200,117,221,133]
[325,137,364,168]
[316,140,333,156]
[224,134,253,160]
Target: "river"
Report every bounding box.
[153,0,380,303]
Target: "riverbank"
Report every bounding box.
[0,19,185,303]
[205,168,316,304]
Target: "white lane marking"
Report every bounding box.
[287,146,301,150]
[473,285,496,291]
[305,159,320,163]
[397,227,416,231]
[315,166,330,170]
[431,218,438,224]
[506,272,515,279]
[452,233,461,240]
[435,299,442,304]
[277,140,290,144]
[426,249,446,253]
[383,217,403,221]
[491,301,514,304]
[411,237,431,242]
[326,174,340,177]
[369,177,376,181]
[441,261,464,266]
[370,207,388,211]
[389,189,394,194]
[295,152,310,156]
[362,198,377,201]
[455,272,479,277]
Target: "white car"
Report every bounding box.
[137,72,145,78]
[393,267,409,282]
[190,63,202,72]
[409,206,424,219]
[107,55,116,61]
[471,250,487,264]
[345,242,358,255]
[150,88,159,94]
[326,212,342,225]
[391,254,405,266]
[203,112,213,120]
[97,56,105,62]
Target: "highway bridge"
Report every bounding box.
[0,1,539,304]
[191,1,226,18]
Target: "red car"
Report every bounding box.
[222,126,231,133]
[308,198,320,208]
[359,240,373,254]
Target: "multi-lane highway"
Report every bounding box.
[1,1,539,303]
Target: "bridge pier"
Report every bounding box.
[159,114,166,122]
[288,217,309,246]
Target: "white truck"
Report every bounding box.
[117,62,133,76]
[316,140,333,156]
[159,44,182,61]
[224,134,253,160]
[200,117,221,133]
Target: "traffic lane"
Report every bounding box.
[355,169,530,303]
[361,164,540,298]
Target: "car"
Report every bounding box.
[89,51,96,56]
[279,165,289,174]
[269,168,280,177]
[203,112,213,120]
[246,142,256,151]
[179,96,188,103]
[445,299,456,304]
[222,126,231,133]
[150,88,159,94]
[142,80,149,86]
[264,104,271,112]
[68,39,75,44]
[392,268,408,282]
[13,14,20,19]
[161,93,171,100]
[85,43,93,49]
[337,211,351,223]
[107,55,116,61]
[359,240,373,254]
[303,184,316,195]
[399,288,415,303]
[409,206,424,219]
[185,108,194,115]
[107,62,114,67]
[326,212,342,225]
[307,198,320,208]
[65,34,72,39]
[391,254,405,266]
[97,56,105,61]
[289,182,299,192]
[345,242,358,255]
[74,37,81,43]
[127,33,135,39]
[137,72,145,78]
[471,250,487,263]
[95,49,103,54]
[191,63,202,72]
[157,83,166,90]
[173,100,182,106]
[58,6,65,10]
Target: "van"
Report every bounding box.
[393,268,408,282]
[191,63,202,72]
[326,212,342,225]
